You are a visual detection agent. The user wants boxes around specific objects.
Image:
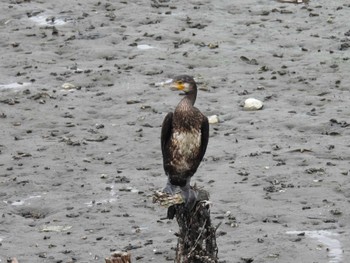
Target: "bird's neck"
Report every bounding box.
[182,90,197,107]
[173,89,199,130]
[175,92,196,113]
[173,92,196,125]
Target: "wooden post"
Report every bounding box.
[154,187,219,263]
[105,251,131,263]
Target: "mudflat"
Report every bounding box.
[0,0,349,262]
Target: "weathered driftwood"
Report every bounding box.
[10,258,19,263]
[105,251,131,263]
[154,187,219,263]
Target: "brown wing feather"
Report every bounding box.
[161,112,173,163]
[199,116,209,163]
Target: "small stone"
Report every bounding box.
[208,43,219,49]
[100,174,108,179]
[61,83,76,90]
[330,209,342,216]
[208,115,219,124]
[243,98,263,111]
[126,99,141,104]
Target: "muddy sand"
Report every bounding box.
[1,0,350,262]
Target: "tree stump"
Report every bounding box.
[154,187,219,263]
[105,251,131,263]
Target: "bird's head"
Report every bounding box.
[169,75,196,94]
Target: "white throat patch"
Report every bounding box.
[183,82,190,92]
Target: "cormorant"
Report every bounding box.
[161,75,209,212]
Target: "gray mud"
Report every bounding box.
[0,0,350,262]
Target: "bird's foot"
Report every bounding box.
[162,181,181,195]
[180,186,198,210]
[153,189,198,220]
[153,190,184,208]
[153,181,199,219]
[153,185,198,209]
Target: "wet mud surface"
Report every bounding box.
[1,0,350,262]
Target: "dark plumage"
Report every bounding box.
[161,75,209,209]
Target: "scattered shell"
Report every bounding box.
[85,135,108,142]
[126,99,141,104]
[243,98,263,111]
[61,83,76,90]
[208,43,219,49]
[208,115,219,124]
[137,44,154,50]
[240,56,258,65]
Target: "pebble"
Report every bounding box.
[100,174,108,179]
[61,83,76,90]
[243,98,263,111]
[208,115,219,124]
[208,42,219,49]
[137,44,154,50]
[126,99,141,104]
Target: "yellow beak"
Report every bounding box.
[170,81,184,91]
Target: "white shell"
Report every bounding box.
[208,115,219,124]
[243,98,263,111]
[61,83,76,90]
[137,44,154,50]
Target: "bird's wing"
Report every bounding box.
[161,112,173,157]
[199,116,209,162]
